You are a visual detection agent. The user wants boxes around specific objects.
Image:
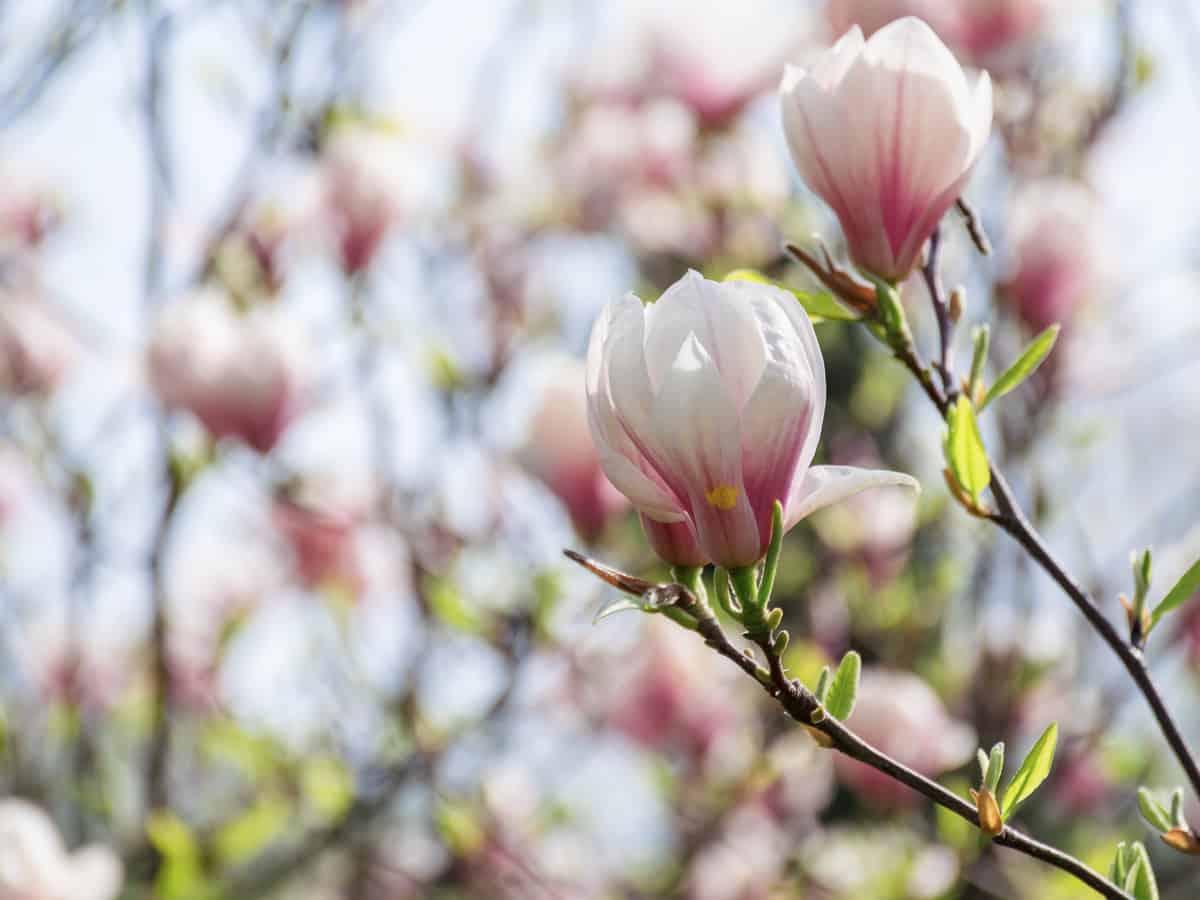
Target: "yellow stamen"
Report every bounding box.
[705,484,739,510]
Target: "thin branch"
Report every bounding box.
[894,215,1200,804]
[564,556,1132,900]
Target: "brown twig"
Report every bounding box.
[565,555,1132,900]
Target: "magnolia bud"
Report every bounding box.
[780,19,992,282]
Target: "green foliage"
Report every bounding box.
[1137,787,1174,833]
[944,395,990,503]
[984,742,1006,794]
[1110,841,1159,900]
[980,324,1060,410]
[1000,723,1057,820]
[1147,555,1200,634]
[214,793,292,867]
[301,755,355,822]
[824,651,861,721]
[427,575,487,633]
[146,811,209,900]
[722,268,861,322]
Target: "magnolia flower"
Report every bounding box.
[826,0,958,43]
[781,18,992,282]
[835,668,976,808]
[147,290,311,453]
[586,270,917,568]
[521,357,628,541]
[0,799,122,900]
[954,0,1049,64]
[0,295,80,395]
[1001,179,1098,332]
[322,123,444,274]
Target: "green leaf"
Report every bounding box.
[301,755,355,822]
[824,650,861,721]
[214,793,292,866]
[757,501,785,605]
[945,395,990,502]
[814,665,832,704]
[723,269,861,322]
[1110,841,1130,884]
[146,811,205,900]
[1148,555,1200,633]
[1170,787,1185,827]
[1137,787,1174,833]
[593,596,646,623]
[1000,722,1058,819]
[980,324,1060,410]
[1124,842,1159,900]
[985,742,1006,794]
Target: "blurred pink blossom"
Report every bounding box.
[608,619,740,765]
[1001,179,1099,332]
[781,18,993,281]
[520,356,627,541]
[826,0,959,44]
[953,0,1050,65]
[147,290,311,453]
[0,294,80,396]
[836,668,976,808]
[271,477,372,596]
[0,799,122,900]
[322,123,443,275]
[0,175,60,252]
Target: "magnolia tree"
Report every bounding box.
[0,0,1197,898]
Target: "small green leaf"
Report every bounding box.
[723,269,861,322]
[945,395,990,502]
[758,501,785,605]
[814,665,832,704]
[1000,722,1058,819]
[980,324,1060,410]
[1148,555,1200,633]
[1138,787,1174,833]
[985,742,1005,795]
[1110,841,1130,884]
[594,596,647,623]
[977,748,990,781]
[1170,787,1185,828]
[1124,842,1159,900]
[824,650,861,721]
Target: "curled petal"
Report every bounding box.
[785,465,919,531]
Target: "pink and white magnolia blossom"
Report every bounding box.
[0,294,80,396]
[835,668,976,808]
[586,270,917,568]
[826,0,958,44]
[521,356,628,541]
[1001,179,1099,332]
[953,0,1049,64]
[781,18,993,282]
[322,123,444,275]
[0,799,122,900]
[147,290,311,453]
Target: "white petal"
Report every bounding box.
[586,297,686,522]
[69,847,123,900]
[654,334,760,566]
[785,465,919,531]
[643,270,767,409]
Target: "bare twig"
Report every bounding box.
[564,556,1132,900]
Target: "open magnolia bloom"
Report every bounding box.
[780,17,992,282]
[0,799,123,900]
[586,270,917,568]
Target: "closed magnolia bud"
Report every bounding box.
[147,290,311,453]
[586,270,916,568]
[0,799,123,900]
[780,18,992,282]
